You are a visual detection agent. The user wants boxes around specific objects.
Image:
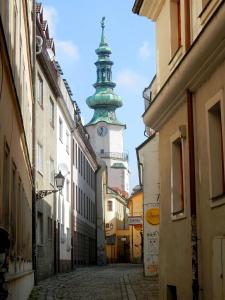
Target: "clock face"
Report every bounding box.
[97,126,108,137]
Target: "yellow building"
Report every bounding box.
[128,186,143,264]
[105,188,130,263]
[133,0,225,299]
[0,1,34,299]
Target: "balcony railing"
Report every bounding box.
[97,152,128,161]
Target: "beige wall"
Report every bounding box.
[158,101,192,299]
[194,59,225,300]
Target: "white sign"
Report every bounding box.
[128,216,142,225]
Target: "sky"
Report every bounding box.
[41,0,156,192]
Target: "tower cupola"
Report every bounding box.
[86,17,124,126]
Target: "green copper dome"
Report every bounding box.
[86,17,124,126]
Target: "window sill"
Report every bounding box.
[171,210,186,221]
[199,0,221,26]
[210,193,225,208]
[169,46,183,72]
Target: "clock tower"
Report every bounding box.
[85,17,129,193]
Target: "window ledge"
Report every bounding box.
[169,46,183,72]
[171,211,186,221]
[199,0,221,26]
[210,193,225,208]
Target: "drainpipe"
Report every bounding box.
[32,0,37,285]
[187,90,199,299]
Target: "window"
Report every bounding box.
[50,158,54,185]
[206,91,225,200]
[59,118,63,142]
[3,140,10,228]
[50,97,54,127]
[48,217,52,240]
[75,143,78,169]
[66,131,69,154]
[11,162,17,247]
[171,129,186,217]
[37,73,43,106]
[37,142,43,174]
[170,0,181,57]
[78,147,81,173]
[66,180,70,202]
[78,188,81,214]
[167,285,177,300]
[72,139,75,165]
[105,223,110,229]
[100,149,104,154]
[76,185,78,212]
[81,190,83,216]
[37,212,43,244]
[107,200,113,212]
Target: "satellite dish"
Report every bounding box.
[58,163,69,177]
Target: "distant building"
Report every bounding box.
[136,133,159,277]
[0,1,34,299]
[127,186,143,264]
[133,0,225,299]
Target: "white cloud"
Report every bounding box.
[116,69,148,91]
[56,40,80,61]
[138,41,151,61]
[43,5,58,37]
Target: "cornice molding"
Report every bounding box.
[143,2,225,130]
[140,0,165,21]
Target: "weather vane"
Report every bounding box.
[101,17,105,29]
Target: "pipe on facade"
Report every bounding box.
[143,1,225,130]
[187,90,199,299]
[31,0,37,285]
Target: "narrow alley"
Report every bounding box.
[29,264,159,300]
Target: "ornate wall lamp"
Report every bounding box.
[36,171,65,200]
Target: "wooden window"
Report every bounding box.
[171,130,185,216]
[170,0,182,57]
[3,140,10,229]
[107,200,113,212]
[66,180,70,202]
[72,139,75,165]
[37,142,43,174]
[206,92,225,200]
[66,131,69,154]
[37,73,43,107]
[11,162,17,250]
[48,217,52,240]
[37,212,43,244]
[59,118,63,142]
[49,97,54,127]
[50,157,54,185]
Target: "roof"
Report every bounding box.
[111,162,127,169]
[132,0,144,14]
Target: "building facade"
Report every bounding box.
[127,187,143,264]
[0,1,34,299]
[136,133,160,277]
[35,3,59,280]
[133,0,225,299]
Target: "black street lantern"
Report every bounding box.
[36,171,65,200]
[54,171,65,190]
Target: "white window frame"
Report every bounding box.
[170,127,186,220]
[50,157,54,186]
[37,142,43,174]
[37,73,43,107]
[59,117,63,142]
[49,97,54,128]
[206,90,225,207]
[66,131,69,154]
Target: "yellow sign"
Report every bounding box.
[145,208,160,225]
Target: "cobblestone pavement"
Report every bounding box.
[29,264,159,300]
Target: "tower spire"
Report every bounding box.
[100,17,106,46]
[86,18,124,127]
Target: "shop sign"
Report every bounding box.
[128,216,142,225]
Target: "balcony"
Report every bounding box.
[97,151,128,161]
